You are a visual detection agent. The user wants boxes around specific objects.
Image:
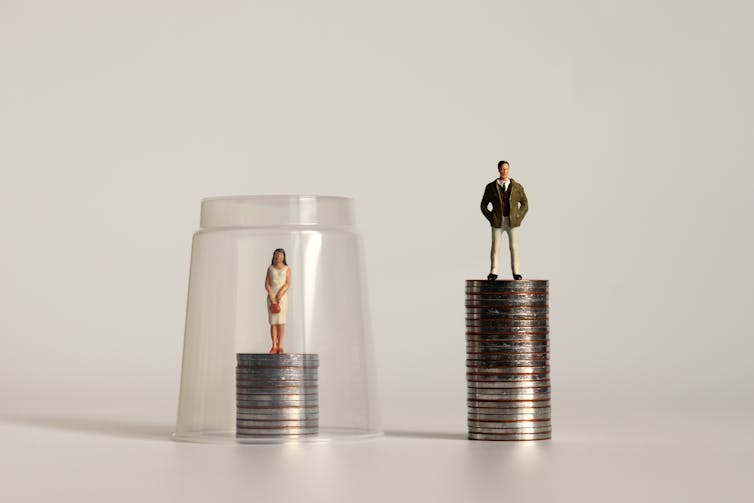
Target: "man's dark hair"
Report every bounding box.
[497,160,509,169]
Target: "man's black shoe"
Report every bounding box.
[513,274,523,280]
[487,274,498,281]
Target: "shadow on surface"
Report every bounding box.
[384,430,467,441]
[0,413,173,441]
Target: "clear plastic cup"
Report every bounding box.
[172,195,381,443]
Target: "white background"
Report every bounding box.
[1,1,752,501]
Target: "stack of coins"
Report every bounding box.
[465,279,550,441]
[236,353,319,438]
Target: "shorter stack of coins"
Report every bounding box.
[465,279,550,441]
[236,353,319,438]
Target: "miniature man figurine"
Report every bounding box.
[480,160,528,280]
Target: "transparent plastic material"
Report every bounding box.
[172,196,381,443]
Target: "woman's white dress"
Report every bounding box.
[267,265,289,324]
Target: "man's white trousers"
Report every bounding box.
[490,217,520,276]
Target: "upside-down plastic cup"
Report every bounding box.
[172,195,381,443]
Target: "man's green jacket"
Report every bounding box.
[480,178,529,228]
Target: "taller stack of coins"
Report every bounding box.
[236,353,319,438]
[465,279,550,441]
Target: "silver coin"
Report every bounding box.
[466,343,549,349]
[467,379,551,388]
[468,432,551,441]
[236,398,319,405]
[468,424,552,434]
[466,332,550,346]
[469,408,551,416]
[236,407,318,415]
[235,378,319,384]
[465,295,548,303]
[236,385,319,392]
[467,387,550,396]
[466,322,550,337]
[236,393,319,400]
[468,416,552,423]
[466,357,550,364]
[237,412,318,420]
[236,386,319,392]
[468,422,551,430]
[465,308,548,317]
[236,432,318,438]
[466,336,549,342]
[236,405,319,411]
[468,396,551,404]
[467,397,551,405]
[236,428,319,438]
[468,394,551,403]
[467,384,550,392]
[466,306,548,315]
[466,347,550,361]
[465,295,549,305]
[466,364,550,372]
[465,323,549,330]
[466,353,550,360]
[236,425,318,433]
[466,368,550,376]
[236,370,319,381]
[235,368,319,373]
[237,419,318,427]
[464,299,549,314]
[466,337,549,344]
[236,394,319,402]
[466,326,549,334]
[466,323,549,330]
[466,368,549,379]
[468,402,551,411]
[235,364,319,369]
[465,338,549,344]
[465,353,549,360]
[466,375,549,384]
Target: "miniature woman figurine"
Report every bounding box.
[265,248,291,354]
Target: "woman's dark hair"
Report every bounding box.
[497,160,509,169]
[271,248,288,265]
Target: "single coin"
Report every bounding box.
[465,356,550,364]
[236,419,319,428]
[237,428,319,435]
[467,387,550,396]
[467,400,551,414]
[466,367,550,376]
[236,405,319,411]
[465,294,548,303]
[469,427,552,435]
[468,394,551,403]
[466,376,550,384]
[465,307,549,314]
[236,407,318,415]
[235,379,319,385]
[236,393,320,401]
[236,385,319,392]
[237,413,318,420]
[468,411,551,421]
[466,379,551,388]
[236,398,319,407]
[468,432,551,441]
[466,393,551,407]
